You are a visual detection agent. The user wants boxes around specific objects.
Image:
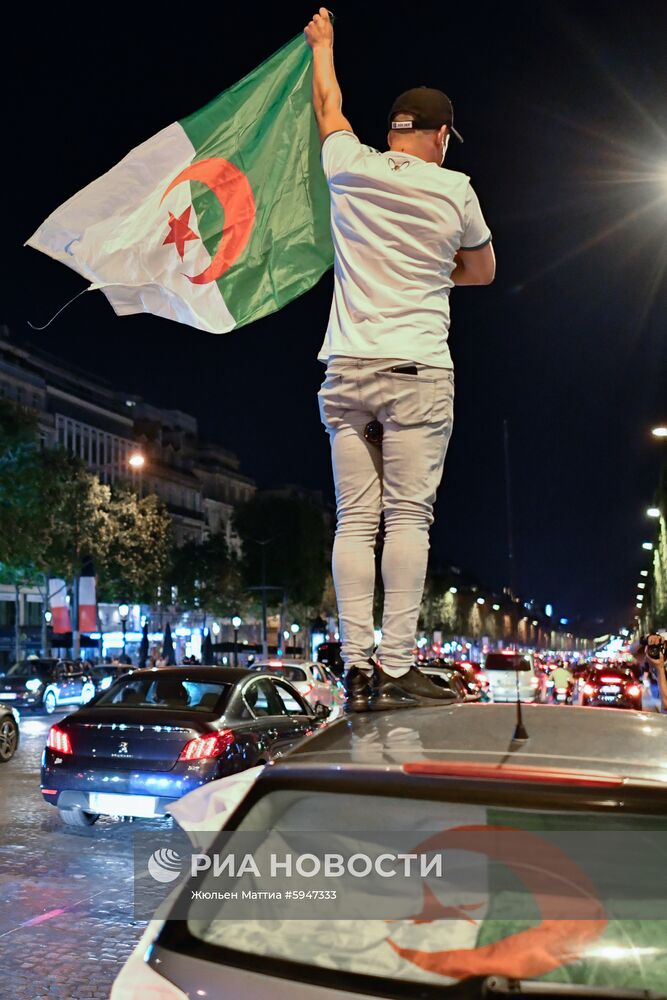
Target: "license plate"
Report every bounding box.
[601,685,620,693]
[89,793,158,818]
[1,692,17,699]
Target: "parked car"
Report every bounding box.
[41,666,327,828]
[578,664,643,710]
[420,663,467,700]
[112,702,667,999]
[88,662,136,694]
[0,702,20,762]
[250,660,345,717]
[0,658,96,714]
[480,651,547,703]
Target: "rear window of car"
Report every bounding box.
[484,653,531,671]
[259,665,307,683]
[182,789,667,996]
[6,660,56,678]
[95,675,231,711]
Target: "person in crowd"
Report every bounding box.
[645,632,667,712]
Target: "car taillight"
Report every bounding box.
[583,683,595,696]
[178,729,234,761]
[47,726,73,755]
[627,684,641,698]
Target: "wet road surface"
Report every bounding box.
[0,710,172,1000]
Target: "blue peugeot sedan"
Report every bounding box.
[41,666,325,828]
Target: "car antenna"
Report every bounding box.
[512,663,529,741]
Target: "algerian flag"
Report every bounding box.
[26,33,333,334]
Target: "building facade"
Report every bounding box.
[0,327,255,663]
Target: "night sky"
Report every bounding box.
[6,1,667,631]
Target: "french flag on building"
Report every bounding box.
[78,576,97,633]
[48,579,71,634]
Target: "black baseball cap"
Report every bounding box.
[388,87,464,143]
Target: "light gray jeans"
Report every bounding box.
[318,357,454,678]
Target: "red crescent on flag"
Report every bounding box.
[161,158,255,284]
[387,824,607,980]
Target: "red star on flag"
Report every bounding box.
[163,206,199,259]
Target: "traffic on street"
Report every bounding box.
[1,640,667,998]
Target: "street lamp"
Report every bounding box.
[646,507,661,518]
[128,452,145,469]
[118,603,129,656]
[449,587,458,594]
[290,622,300,653]
[642,542,654,551]
[44,610,53,625]
[231,615,242,667]
[651,426,667,438]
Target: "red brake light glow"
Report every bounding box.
[402,761,623,786]
[583,683,595,696]
[627,685,641,698]
[601,675,622,684]
[179,730,234,761]
[47,726,73,755]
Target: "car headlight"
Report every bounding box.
[25,678,43,693]
[100,676,113,690]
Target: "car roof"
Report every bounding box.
[124,666,251,682]
[286,702,667,783]
[252,660,314,669]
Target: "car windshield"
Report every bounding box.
[94,674,231,712]
[184,789,667,996]
[258,665,307,683]
[484,653,531,671]
[6,660,56,678]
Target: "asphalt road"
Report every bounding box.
[0,710,171,1000]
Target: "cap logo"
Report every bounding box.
[391,121,414,130]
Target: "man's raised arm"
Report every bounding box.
[304,8,354,143]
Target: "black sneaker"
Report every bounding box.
[370,666,457,711]
[344,664,377,713]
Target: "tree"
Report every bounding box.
[0,401,73,661]
[0,400,64,568]
[167,531,245,620]
[44,459,114,581]
[100,489,172,605]
[45,469,174,653]
[233,493,327,611]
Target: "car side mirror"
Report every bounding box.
[314,702,330,720]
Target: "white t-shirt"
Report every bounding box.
[317,130,491,369]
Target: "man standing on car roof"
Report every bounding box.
[304,10,495,712]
